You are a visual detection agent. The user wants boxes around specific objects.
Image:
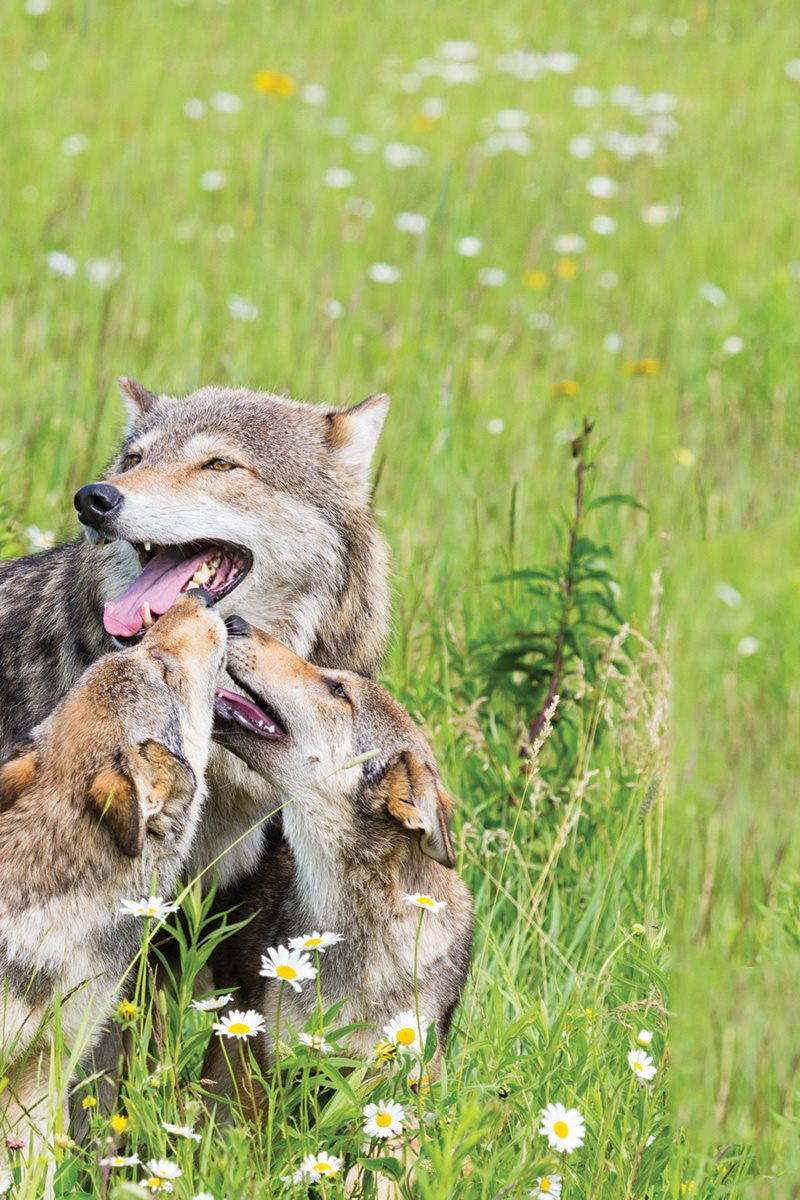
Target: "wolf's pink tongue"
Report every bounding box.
[103,547,211,638]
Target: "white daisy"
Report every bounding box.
[722,335,745,356]
[99,1154,140,1167]
[394,212,428,235]
[531,1175,562,1199]
[193,1195,215,1200]
[362,1099,406,1138]
[591,215,617,236]
[119,896,179,921]
[260,945,317,992]
[0,1171,11,1196]
[287,931,344,954]
[586,175,618,198]
[227,294,259,321]
[699,281,727,308]
[297,1032,333,1054]
[212,1009,267,1039]
[401,894,448,914]
[569,134,595,160]
[299,1151,343,1181]
[383,142,426,168]
[46,250,77,278]
[210,91,242,114]
[738,636,760,656]
[572,85,602,108]
[628,1048,657,1082]
[61,133,88,157]
[322,167,354,189]
[487,419,505,435]
[637,1028,654,1045]
[367,263,402,284]
[539,1102,586,1154]
[191,993,235,1011]
[455,235,482,257]
[183,98,206,120]
[477,268,507,287]
[383,1010,431,1056]
[603,332,623,353]
[200,170,227,192]
[162,1121,201,1141]
[301,83,327,105]
[144,1159,182,1192]
[553,234,586,255]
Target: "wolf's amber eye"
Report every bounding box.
[327,680,349,702]
[204,458,238,471]
[122,452,142,470]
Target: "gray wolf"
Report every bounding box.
[203,620,473,1102]
[0,378,391,887]
[0,592,225,1155]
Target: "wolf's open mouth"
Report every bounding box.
[214,672,288,741]
[103,543,252,640]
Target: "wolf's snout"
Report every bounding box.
[74,482,123,527]
[225,615,251,637]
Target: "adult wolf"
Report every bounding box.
[0,378,391,885]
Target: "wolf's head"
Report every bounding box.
[213,619,456,871]
[74,381,390,677]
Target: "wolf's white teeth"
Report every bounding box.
[143,541,151,553]
[186,580,200,590]
[142,602,154,627]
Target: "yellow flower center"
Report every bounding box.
[541,1181,551,1194]
[305,938,323,947]
[276,964,298,980]
[634,1061,643,1071]
[417,896,434,906]
[150,1180,164,1190]
[376,1113,392,1128]
[228,1022,250,1035]
[315,1163,333,1174]
[553,1120,569,1138]
[146,906,158,915]
[396,1027,416,1046]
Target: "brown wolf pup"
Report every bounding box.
[0,592,225,1156]
[204,619,473,1102]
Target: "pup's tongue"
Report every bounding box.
[103,546,211,638]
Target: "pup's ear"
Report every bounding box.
[118,376,160,422]
[324,394,390,487]
[0,748,39,813]
[86,740,196,858]
[383,751,456,868]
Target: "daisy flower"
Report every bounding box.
[119,896,178,921]
[531,1175,562,1199]
[144,1159,182,1192]
[191,993,235,1012]
[99,1154,140,1167]
[260,946,317,993]
[637,1028,654,1045]
[299,1151,342,1181]
[628,1048,657,1082]
[401,894,448,914]
[0,1171,11,1196]
[383,1010,431,1056]
[363,1099,406,1138]
[193,1195,215,1200]
[297,1032,333,1054]
[539,1102,586,1154]
[162,1121,201,1141]
[212,1009,267,1039]
[288,931,344,954]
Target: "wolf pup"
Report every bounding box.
[204,619,473,1098]
[0,592,225,1150]
[0,380,391,887]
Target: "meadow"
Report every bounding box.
[1,1,799,1196]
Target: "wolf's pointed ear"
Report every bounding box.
[325,394,390,487]
[86,740,196,858]
[383,751,456,868]
[0,748,39,813]
[118,377,160,422]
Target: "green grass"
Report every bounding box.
[1,0,799,1196]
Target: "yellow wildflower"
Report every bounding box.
[523,269,548,289]
[81,1096,97,1111]
[118,999,137,1020]
[111,1114,129,1135]
[550,380,580,397]
[412,113,436,133]
[625,358,661,377]
[554,257,577,280]
[253,70,296,97]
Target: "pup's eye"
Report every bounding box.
[204,458,238,471]
[327,679,349,702]
[122,452,142,470]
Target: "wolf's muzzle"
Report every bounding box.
[74,482,123,529]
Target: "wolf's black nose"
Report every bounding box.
[74,483,123,526]
[225,615,251,637]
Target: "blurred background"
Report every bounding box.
[2,0,799,1194]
